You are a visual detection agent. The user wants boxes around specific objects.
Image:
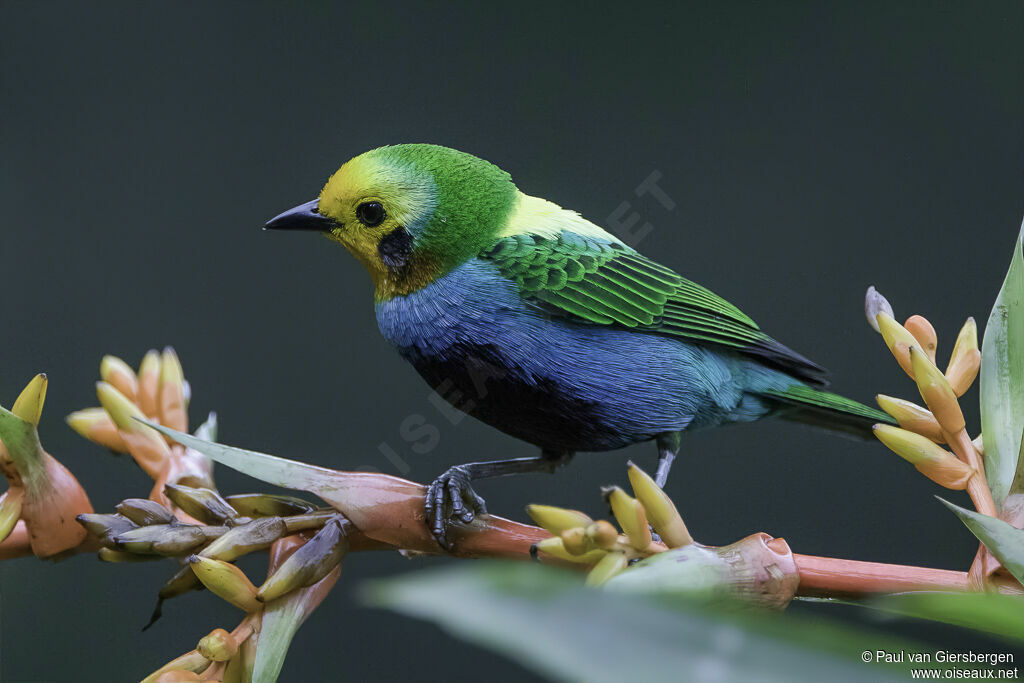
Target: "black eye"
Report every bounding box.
[356,201,386,227]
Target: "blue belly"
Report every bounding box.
[375,259,788,452]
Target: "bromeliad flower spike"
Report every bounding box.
[265,143,893,547]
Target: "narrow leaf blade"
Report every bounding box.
[980,219,1024,504]
[938,496,1024,585]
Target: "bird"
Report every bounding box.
[265,143,891,548]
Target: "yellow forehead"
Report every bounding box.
[317,153,438,229]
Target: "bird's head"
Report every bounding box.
[266,144,519,300]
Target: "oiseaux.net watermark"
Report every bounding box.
[863,649,1018,679]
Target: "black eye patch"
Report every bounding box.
[378,226,414,268]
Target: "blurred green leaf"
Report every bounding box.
[871,592,1024,642]
[365,561,929,683]
[980,219,1024,505]
[939,497,1024,585]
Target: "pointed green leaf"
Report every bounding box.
[938,497,1024,585]
[980,219,1024,505]
[365,562,934,683]
[142,421,340,496]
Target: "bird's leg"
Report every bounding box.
[426,449,573,549]
[654,432,682,489]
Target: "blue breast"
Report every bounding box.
[375,259,788,451]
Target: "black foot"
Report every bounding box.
[425,465,488,549]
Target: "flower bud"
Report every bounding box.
[627,462,692,548]
[76,513,137,547]
[585,550,628,587]
[904,315,938,363]
[257,518,347,602]
[115,523,219,556]
[603,486,652,550]
[188,555,261,612]
[159,347,188,433]
[0,486,24,543]
[584,520,620,550]
[909,347,965,434]
[225,493,316,518]
[137,350,162,418]
[66,408,128,452]
[11,374,47,426]
[100,355,138,402]
[946,317,981,397]
[200,516,288,561]
[876,313,919,377]
[96,381,170,477]
[530,536,607,564]
[559,526,589,555]
[524,504,592,535]
[164,484,238,525]
[873,425,975,489]
[197,628,238,662]
[864,286,894,332]
[876,395,944,443]
[116,498,175,526]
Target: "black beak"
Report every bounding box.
[264,199,337,231]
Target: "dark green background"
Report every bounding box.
[2,2,1023,680]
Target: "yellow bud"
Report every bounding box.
[137,349,162,418]
[66,408,128,452]
[159,347,188,433]
[532,537,607,564]
[197,628,238,662]
[188,555,261,612]
[96,381,170,478]
[525,504,593,535]
[585,550,628,587]
[876,395,944,443]
[627,462,692,548]
[0,486,24,543]
[584,520,619,550]
[100,355,138,402]
[946,318,980,397]
[876,313,919,378]
[604,486,652,550]
[909,347,965,434]
[11,374,47,426]
[873,425,975,489]
[904,315,937,363]
[560,526,589,555]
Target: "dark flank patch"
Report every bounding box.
[378,226,414,268]
[404,342,615,452]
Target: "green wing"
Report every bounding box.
[481,231,828,386]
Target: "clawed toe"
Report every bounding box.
[425,465,487,549]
